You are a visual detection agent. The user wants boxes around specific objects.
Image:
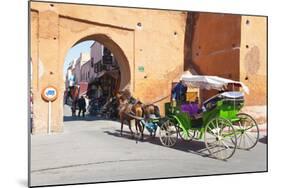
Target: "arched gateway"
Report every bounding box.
[66,34,132,91]
[30,2,187,134]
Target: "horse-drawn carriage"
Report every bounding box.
[84,73,259,160]
[158,75,259,160]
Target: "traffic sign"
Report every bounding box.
[41,86,58,102]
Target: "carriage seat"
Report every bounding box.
[181,103,202,119]
[202,91,244,111]
[220,91,244,99]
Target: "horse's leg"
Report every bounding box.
[153,127,157,138]
[135,120,139,135]
[128,119,134,138]
[139,109,144,140]
[136,120,143,140]
[139,122,144,140]
[120,118,124,136]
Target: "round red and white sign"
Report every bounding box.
[41,86,58,102]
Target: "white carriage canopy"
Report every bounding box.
[180,75,249,94]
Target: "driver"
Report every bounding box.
[172,80,187,104]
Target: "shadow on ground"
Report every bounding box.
[63,115,119,122]
[104,130,212,159]
[259,135,267,144]
[63,104,119,122]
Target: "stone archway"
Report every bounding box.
[30,2,187,134]
[31,8,136,134]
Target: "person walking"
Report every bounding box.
[77,95,86,117]
[84,95,90,112]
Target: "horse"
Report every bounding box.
[116,90,144,139]
[68,85,80,116]
[141,103,160,137]
[142,104,160,118]
[116,90,160,140]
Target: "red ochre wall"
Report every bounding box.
[188,13,242,101]
[188,13,267,105]
[240,16,267,106]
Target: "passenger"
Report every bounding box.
[194,97,202,113]
[186,98,203,120]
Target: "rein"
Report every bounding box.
[143,94,171,107]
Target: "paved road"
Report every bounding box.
[30,105,267,187]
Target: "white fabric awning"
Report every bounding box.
[180,75,249,94]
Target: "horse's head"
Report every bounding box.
[143,104,160,117]
[116,89,131,103]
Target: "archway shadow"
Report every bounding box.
[63,111,120,122]
[63,104,120,122]
[103,129,212,159]
[63,115,120,122]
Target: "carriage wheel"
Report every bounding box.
[178,127,197,142]
[234,113,259,150]
[159,119,178,147]
[204,118,237,160]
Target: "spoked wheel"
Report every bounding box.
[178,126,198,142]
[159,119,178,147]
[233,113,259,150]
[204,118,237,160]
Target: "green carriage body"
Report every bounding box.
[164,92,245,140]
[158,75,259,160]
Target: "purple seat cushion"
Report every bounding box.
[181,104,199,116]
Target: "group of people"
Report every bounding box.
[71,95,88,118]
[68,80,194,118]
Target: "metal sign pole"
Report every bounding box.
[48,101,51,135]
[42,86,57,135]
